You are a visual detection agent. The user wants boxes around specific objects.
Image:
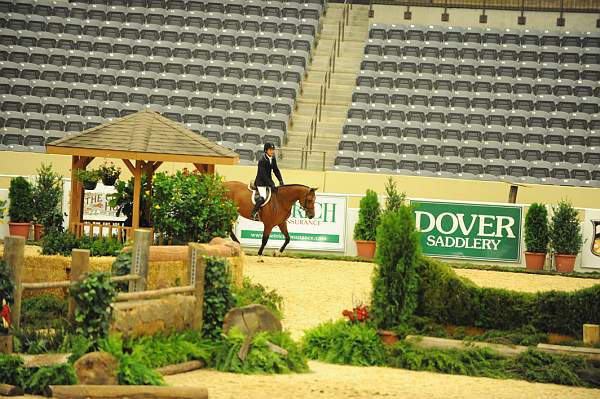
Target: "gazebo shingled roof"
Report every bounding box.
[46,110,239,231]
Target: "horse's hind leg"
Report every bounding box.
[230,230,240,243]
[278,222,291,253]
[258,225,274,256]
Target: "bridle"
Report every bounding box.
[300,188,313,214]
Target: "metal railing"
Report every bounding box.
[370,0,600,12]
[300,0,353,170]
[280,148,328,171]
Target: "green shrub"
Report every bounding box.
[98,335,165,386]
[0,260,14,335]
[21,295,68,330]
[213,329,308,374]
[41,228,81,256]
[550,200,583,255]
[111,250,132,292]
[353,189,381,241]
[524,203,549,253]
[108,175,151,227]
[32,163,63,228]
[74,169,100,185]
[151,171,238,244]
[80,236,124,256]
[371,205,420,328]
[383,177,405,215]
[0,354,27,386]
[202,257,236,339]
[70,272,116,343]
[234,277,284,319]
[510,348,586,386]
[302,320,387,366]
[8,176,34,223]
[415,258,600,336]
[129,332,211,369]
[24,364,78,395]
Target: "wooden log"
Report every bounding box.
[537,343,600,361]
[68,249,90,322]
[49,385,208,399]
[5,236,25,329]
[22,281,71,290]
[110,274,140,283]
[115,286,195,302]
[155,360,205,376]
[583,324,600,345]
[0,383,23,396]
[20,353,71,368]
[129,229,151,293]
[404,335,529,358]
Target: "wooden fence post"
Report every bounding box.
[5,236,25,330]
[68,249,90,323]
[188,245,206,331]
[128,229,151,293]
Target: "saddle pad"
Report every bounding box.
[247,182,272,207]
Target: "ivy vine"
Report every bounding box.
[202,256,235,339]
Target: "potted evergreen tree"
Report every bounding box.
[549,200,583,273]
[74,169,100,190]
[32,163,63,241]
[524,203,549,270]
[8,176,34,239]
[98,161,121,186]
[353,189,381,259]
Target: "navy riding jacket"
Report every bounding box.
[255,153,283,189]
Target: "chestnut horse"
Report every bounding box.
[224,181,318,255]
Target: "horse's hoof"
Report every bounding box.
[257,257,265,263]
[272,251,278,257]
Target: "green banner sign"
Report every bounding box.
[411,200,522,262]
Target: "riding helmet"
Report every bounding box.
[264,142,275,152]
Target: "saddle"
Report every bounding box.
[248,181,272,207]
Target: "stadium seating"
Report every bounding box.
[335,23,600,187]
[0,0,323,161]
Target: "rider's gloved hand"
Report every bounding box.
[279,180,284,186]
[271,184,278,192]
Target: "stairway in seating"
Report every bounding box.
[278,3,370,170]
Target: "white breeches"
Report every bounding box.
[257,186,268,198]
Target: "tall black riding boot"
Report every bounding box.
[252,197,265,221]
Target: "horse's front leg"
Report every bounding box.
[258,224,274,256]
[278,222,291,253]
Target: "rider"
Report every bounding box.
[253,142,284,221]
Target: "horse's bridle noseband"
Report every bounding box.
[300,189,312,214]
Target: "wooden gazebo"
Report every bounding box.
[47,110,239,234]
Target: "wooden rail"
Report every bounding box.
[71,221,133,243]
[22,274,141,291]
[115,286,195,302]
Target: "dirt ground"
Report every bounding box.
[165,255,600,399]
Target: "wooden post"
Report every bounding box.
[0,384,24,396]
[129,229,151,293]
[68,249,90,322]
[49,385,208,399]
[132,160,143,229]
[188,245,206,331]
[583,324,600,345]
[5,236,24,330]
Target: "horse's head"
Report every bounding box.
[301,187,318,219]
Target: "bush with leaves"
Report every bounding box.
[70,272,116,343]
[383,177,405,215]
[353,189,381,241]
[8,176,34,223]
[41,228,81,256]
[108,174,151,227]
[24,364,78,395]
[98,335,164,386]
[234,277,284,319]
[0,354,27,386]
[20,295,68,330]
[550,200,583,255]
[371,204,420,328]
[524,203,549,253]
[202,257,236,339]
[152,171,238,244]
[0,260,14,335]
[32,163,63,228]
[80,236,124,256]
[213,328,308,374]
[302,320,387,366]
[111,250,132,292]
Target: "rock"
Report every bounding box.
[74,352,118,385]
[223,304,282,336]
